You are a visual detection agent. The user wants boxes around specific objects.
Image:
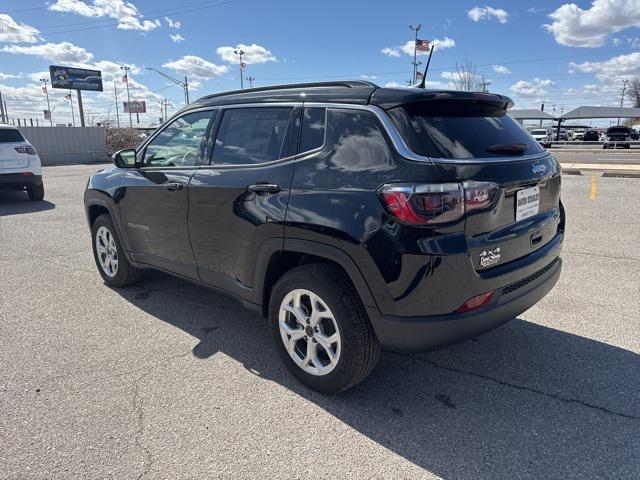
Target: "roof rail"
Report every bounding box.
[195,80,378,103]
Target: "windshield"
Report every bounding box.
[0,129,25,143]
[388,101,544,159]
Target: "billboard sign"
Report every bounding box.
[49,65,103,92]
[123,101,146,114]
[44,110,51,120]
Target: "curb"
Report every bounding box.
[560,163,640,178]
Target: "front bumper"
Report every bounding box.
[0,173,43,189]
[367,256,562,352]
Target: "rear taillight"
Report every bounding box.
[380,181,498,225]
[15,145,37,155]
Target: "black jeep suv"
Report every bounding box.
[84,81,564,393]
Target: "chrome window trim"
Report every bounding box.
[137,101,551,170]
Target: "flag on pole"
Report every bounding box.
[415,38,430,51]
[240,62,247,71]
[122,75,128,83]
[416,71,424,80]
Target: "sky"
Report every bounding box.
[1,0,640,127]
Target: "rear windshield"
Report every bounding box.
[388,101,543,159]
[0,129,25,143]
[607,127,630,134]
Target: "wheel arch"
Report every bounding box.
[254,238,378,317]
[84,190,133,259]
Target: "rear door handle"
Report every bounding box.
[164,182,185,191]
[247,183,281,194]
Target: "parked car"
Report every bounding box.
[0,124,44,201]
[582,130,600,142]
[603,126,632,149]
[84,81,564,393]
[530,128,552,147]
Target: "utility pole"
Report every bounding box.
[234,48,245,89]
[0,90,5,124]
[120,65,133,127]
[77,90,85,127]
[184,76,190,104]
[68,90,76,127]
[618,79,629,126]
[113,80,120,128]
[479,79,491,92]
[40,78,53,126]
[246,76,255,88]
[409,24,422,84]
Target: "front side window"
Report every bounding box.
[389,101,544,159]
[142,110,213,167]
[212,107,293,165]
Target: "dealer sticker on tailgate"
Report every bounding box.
[516,186,540,222]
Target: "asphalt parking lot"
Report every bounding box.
[1,164,639,479]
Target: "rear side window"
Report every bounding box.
[326,109,392,172]
[300,107,326,152]
[213,107,293,165]
[0,129,25,143]
[388,101,543,159]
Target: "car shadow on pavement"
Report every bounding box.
[0,190,55,216]
[115,271,640,480]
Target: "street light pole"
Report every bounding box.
[113,80,120,128]
[234,49,245,89]
[246,76,255,88]
[145,67,190,106]
[120,65,133,127]
[618,79,630,126]
[40,78,53,126]
[409,24,422,84]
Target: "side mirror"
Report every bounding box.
[113,148,137,168]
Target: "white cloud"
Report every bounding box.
[49,0,161,32]
[216,43,276,64]
[381,47,401,57]
[0,14,41,43]
[545,0,640,47]
[510,78,556,98]
[164,17,181,29]
[492,64,511,74]
[360,74,377,80]
[163,55,228,79]
[400,36,456,55]
[467,6,509,23]
[170,33,185,43]
[1,41,94,63]
[569,52,640,82]
[612,37,622,45]
[0,72,23,80]
[385,81,403,87]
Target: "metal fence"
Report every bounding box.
[19,127,109,166]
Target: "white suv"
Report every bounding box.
[0,124,44,201]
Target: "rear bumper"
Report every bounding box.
[0,173,42,189]
[367,256,562,352]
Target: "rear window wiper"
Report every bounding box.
[485,143,529,155]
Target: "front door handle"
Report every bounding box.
[164,182,185,192]
[247,183,281,194]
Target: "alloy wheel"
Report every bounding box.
[95,226,118,278]
[278,289,341,376]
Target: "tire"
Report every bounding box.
[27,182,44,201]
[91,213,143,287]
[269,263,381,394]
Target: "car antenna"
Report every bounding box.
[416,45,434,89]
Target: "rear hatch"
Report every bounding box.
[606,127,630,142]
[385,95,562,270]
[0,128,31,170]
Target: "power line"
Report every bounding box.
[31,0,239,36]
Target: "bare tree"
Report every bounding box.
[451,59,484,91]
[628,78,640,108]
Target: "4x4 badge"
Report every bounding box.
[532,163,547,174]
[479,247,501,268]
